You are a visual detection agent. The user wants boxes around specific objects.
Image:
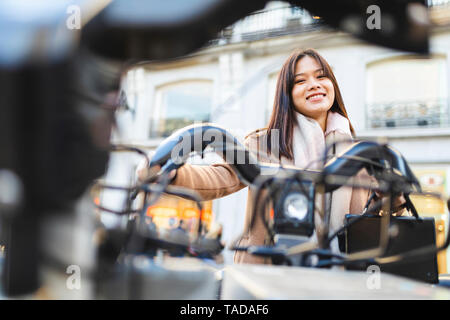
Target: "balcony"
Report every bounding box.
[209,0,450,46]
[367,98,450,129]
[212,4,323,45]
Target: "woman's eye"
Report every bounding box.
[295,79,305,84]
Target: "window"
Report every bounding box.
[145,194,214,236]
[366,56,448,129]
[150,80,212,138]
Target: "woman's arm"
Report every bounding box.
[172,163,246,201]
[350,168,407,216]
[171,133,264,200]
[136,156,246,201]
[170,130,271,201]
[137,134,260,201]
[349,168,373,214]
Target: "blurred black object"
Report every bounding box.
[293,0,429,54]
[83,0,429,62]
[82,0,268,61]
[0,1,120,295]
[0,0,430,297]
[0,51,119,296]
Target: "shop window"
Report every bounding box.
[409,167,448,273]
[145,194,214,237]
[150,80,212,138]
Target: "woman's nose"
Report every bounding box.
[307,79,321,90]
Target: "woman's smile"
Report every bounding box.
[306,92,326,102]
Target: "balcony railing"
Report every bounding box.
[367,98,450,129]
[209,1,450,46]
[211,4,323,45]
[428,0,450,7]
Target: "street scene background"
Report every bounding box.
[100,0,450,270]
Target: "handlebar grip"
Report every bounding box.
[149,123,261,185]
[323,141,420,193]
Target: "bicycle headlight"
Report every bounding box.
[284,193,309,220]
[273,181,315,237]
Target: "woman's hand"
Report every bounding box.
[136,164,176,183]
[375,191,407,216]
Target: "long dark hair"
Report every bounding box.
[266,48,355,161]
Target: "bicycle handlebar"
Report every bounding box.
[150,123,420,193]
[149,123,261,185]
[323,141,421,193]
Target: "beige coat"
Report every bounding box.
[172,127,373,264]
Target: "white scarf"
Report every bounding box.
[292,111,352,169]
[291,111,354,252]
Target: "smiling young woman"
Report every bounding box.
[266,48,354,162]
[139,48,403,264]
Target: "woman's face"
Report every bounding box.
[291,56,335,122]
